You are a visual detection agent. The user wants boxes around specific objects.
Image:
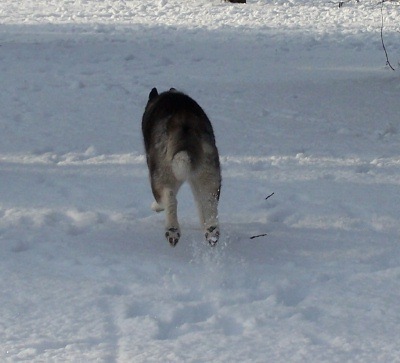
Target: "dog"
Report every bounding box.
[142,88,221,247]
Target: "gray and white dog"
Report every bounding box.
[142,88,221,246]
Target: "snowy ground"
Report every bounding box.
[1,0,400,361]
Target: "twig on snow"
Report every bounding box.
[250,233,268,240]
[265,192,275,201]
[249,192,275,239]
[332,0,359,8]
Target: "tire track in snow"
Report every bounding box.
[1,151,399,239]
[2,151,399,176]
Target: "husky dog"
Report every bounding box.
[142,88,221,247]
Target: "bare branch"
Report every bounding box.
[380,0,396,70]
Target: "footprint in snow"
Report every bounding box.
[275,283,309,307]
[155,303,215,341]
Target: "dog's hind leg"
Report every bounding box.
[190,173,221,246]
[150,171,182,246]
[161,188,181,247]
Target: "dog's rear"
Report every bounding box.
[142,88,221,246]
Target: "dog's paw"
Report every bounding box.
[205,226,219,246]
[151,201,164,212]
[165,227,180,247]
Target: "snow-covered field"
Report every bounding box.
[1,0,400,361]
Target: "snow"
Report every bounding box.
[1,0,400,361]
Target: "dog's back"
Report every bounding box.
[142,88,218,181]
[142,88,221,246]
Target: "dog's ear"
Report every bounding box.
[169,87,176,92]
[149,88,158,101]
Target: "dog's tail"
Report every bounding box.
[167,113,203,181]
[171,151,192,181]
[170,137,202,181]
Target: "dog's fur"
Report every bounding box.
[142,88,221,246]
